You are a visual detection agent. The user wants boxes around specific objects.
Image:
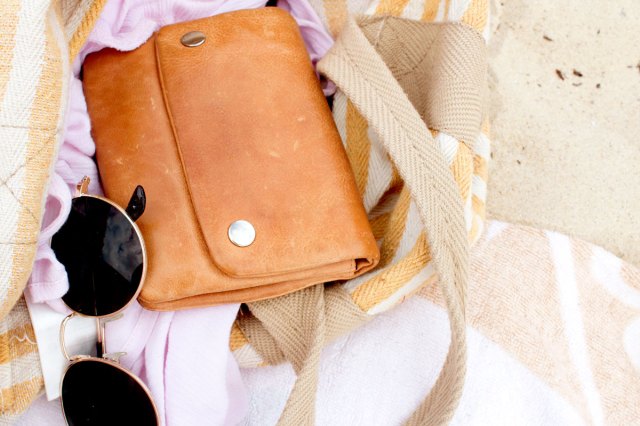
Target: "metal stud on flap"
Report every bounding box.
[181,31,206,47]
[228,220,256,247]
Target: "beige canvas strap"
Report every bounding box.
[244,284,370,367]
[246,284,371,424]
[248,285,327,424]
[318,17,474,425]
[356,16,487,146]
[247,16,486,425]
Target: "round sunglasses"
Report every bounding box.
[52,177,158,426]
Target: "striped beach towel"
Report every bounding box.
[0,0,94,420]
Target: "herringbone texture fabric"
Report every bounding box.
[317,19,480,425]
[232,2,491,369]
[243,16,486,425]
[248,286,327,425]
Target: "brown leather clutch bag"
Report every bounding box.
[82,8,379,310]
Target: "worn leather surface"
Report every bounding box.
[82,8,379,310]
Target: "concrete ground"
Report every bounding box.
[487,0,640,265]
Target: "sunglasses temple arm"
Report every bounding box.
[59,313,77,362]
[75,176,90,197]
[125,185,146,222]
[60,314,126,362]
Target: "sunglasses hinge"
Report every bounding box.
[75,176,91,196]
[69,354,92,363]
[102,351,127,363]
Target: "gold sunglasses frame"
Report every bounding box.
[57,176,158,425]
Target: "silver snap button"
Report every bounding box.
[181,31,206,47]
[228,220,256,247]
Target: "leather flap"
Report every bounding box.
[153,9,378,279]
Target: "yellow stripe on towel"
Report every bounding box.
[376,0,412,16]
[230,323,249,352]
[0,1,22,100]
[346,101,371,197]
[461,0,488,32]
[378,186,412,268]
[0,377,43,415]
[324,0,349,37]
[450,142,473,201]
[369,212,391,241]
[352,232,430,312]
[0,324,38,365]
[421,0,440,21]
[68,0,107,62]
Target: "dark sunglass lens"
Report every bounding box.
[51,196,143,316]
[62,360,157,426]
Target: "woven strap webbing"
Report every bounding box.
[247,17,486,425]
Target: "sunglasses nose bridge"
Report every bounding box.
[102,351,127,363]
[60,313,102,362]
[98,314,126,361]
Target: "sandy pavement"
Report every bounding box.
[487,0,640,265]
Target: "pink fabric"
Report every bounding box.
[26,1,334,425]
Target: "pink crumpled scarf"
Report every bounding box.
[26,1,333,424]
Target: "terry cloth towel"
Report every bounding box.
[237,221,640,425]
[18,220,640,424]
